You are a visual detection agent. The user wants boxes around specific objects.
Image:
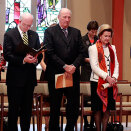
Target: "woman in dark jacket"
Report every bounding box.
[80,21,99,130]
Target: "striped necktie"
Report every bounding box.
[22,32,28,45]
[62,29,68,38]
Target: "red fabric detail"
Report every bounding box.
[90,39,94,44]
[0,45,6,70]
[0,45,2,50]
[96,40,118,112]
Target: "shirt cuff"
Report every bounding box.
[23,60,26,64]
[63,64,66,69]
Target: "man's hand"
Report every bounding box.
[64,72,72,79]
[64,64,76,74]
[23,54,38,64]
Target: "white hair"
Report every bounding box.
[59,8,72,16]
[19,12,34,21]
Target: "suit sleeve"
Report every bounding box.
[3,31,42,66]
[3,33,25,65]
[89,45,108,80]
[34,33,43,64]
[44,28,66,67]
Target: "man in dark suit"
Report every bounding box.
[3,12,42,131]
[44,8,83,131]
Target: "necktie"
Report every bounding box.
[62,29,68,38]
[22,32,28,45]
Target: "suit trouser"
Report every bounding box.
[48,78,80,131]
[7,83,35,131]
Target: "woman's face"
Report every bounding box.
[100,31,112,45]
[88,29,97,39]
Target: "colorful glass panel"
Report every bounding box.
[5,0,31,32]
[5,0,63,42]
[37,0,62,42]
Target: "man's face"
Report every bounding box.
[19,18,33,32]
[58,10,71,29]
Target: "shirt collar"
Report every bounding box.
[18,25,28,37]
[59,24,68,31]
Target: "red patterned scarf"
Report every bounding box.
[96,40,118,112]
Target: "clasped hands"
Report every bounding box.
[106,75,117,87]
[23,54,38,64]
[64,64,76,79]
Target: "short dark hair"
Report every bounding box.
[87,21,99,31]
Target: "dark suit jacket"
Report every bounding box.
[3,27,42,87]
[80,33,98,81]
[44,24,83,82]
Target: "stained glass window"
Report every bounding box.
[5,0,31,32]
[37,0,62,42]
[5,0,64,42]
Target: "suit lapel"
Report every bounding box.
[67,27,72,43]
[15,28,32,46]
[14,27,23,43]
[57,25,70,45]
[27,31,33,47]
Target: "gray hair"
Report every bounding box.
[19,12,34,21]
[59,8,72,16]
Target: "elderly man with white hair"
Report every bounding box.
[44,8,84,131]
[3,12,42,131]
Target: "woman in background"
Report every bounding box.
[80,21,99,130]
[89,24,119,131]
[81,20,99,82]
[0,44,6,80]
[40,23,57,81]
[39,23,57,130]
[40,42,47,81]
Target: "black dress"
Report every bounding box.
[91,81,115,111]
[40,52,48,81]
